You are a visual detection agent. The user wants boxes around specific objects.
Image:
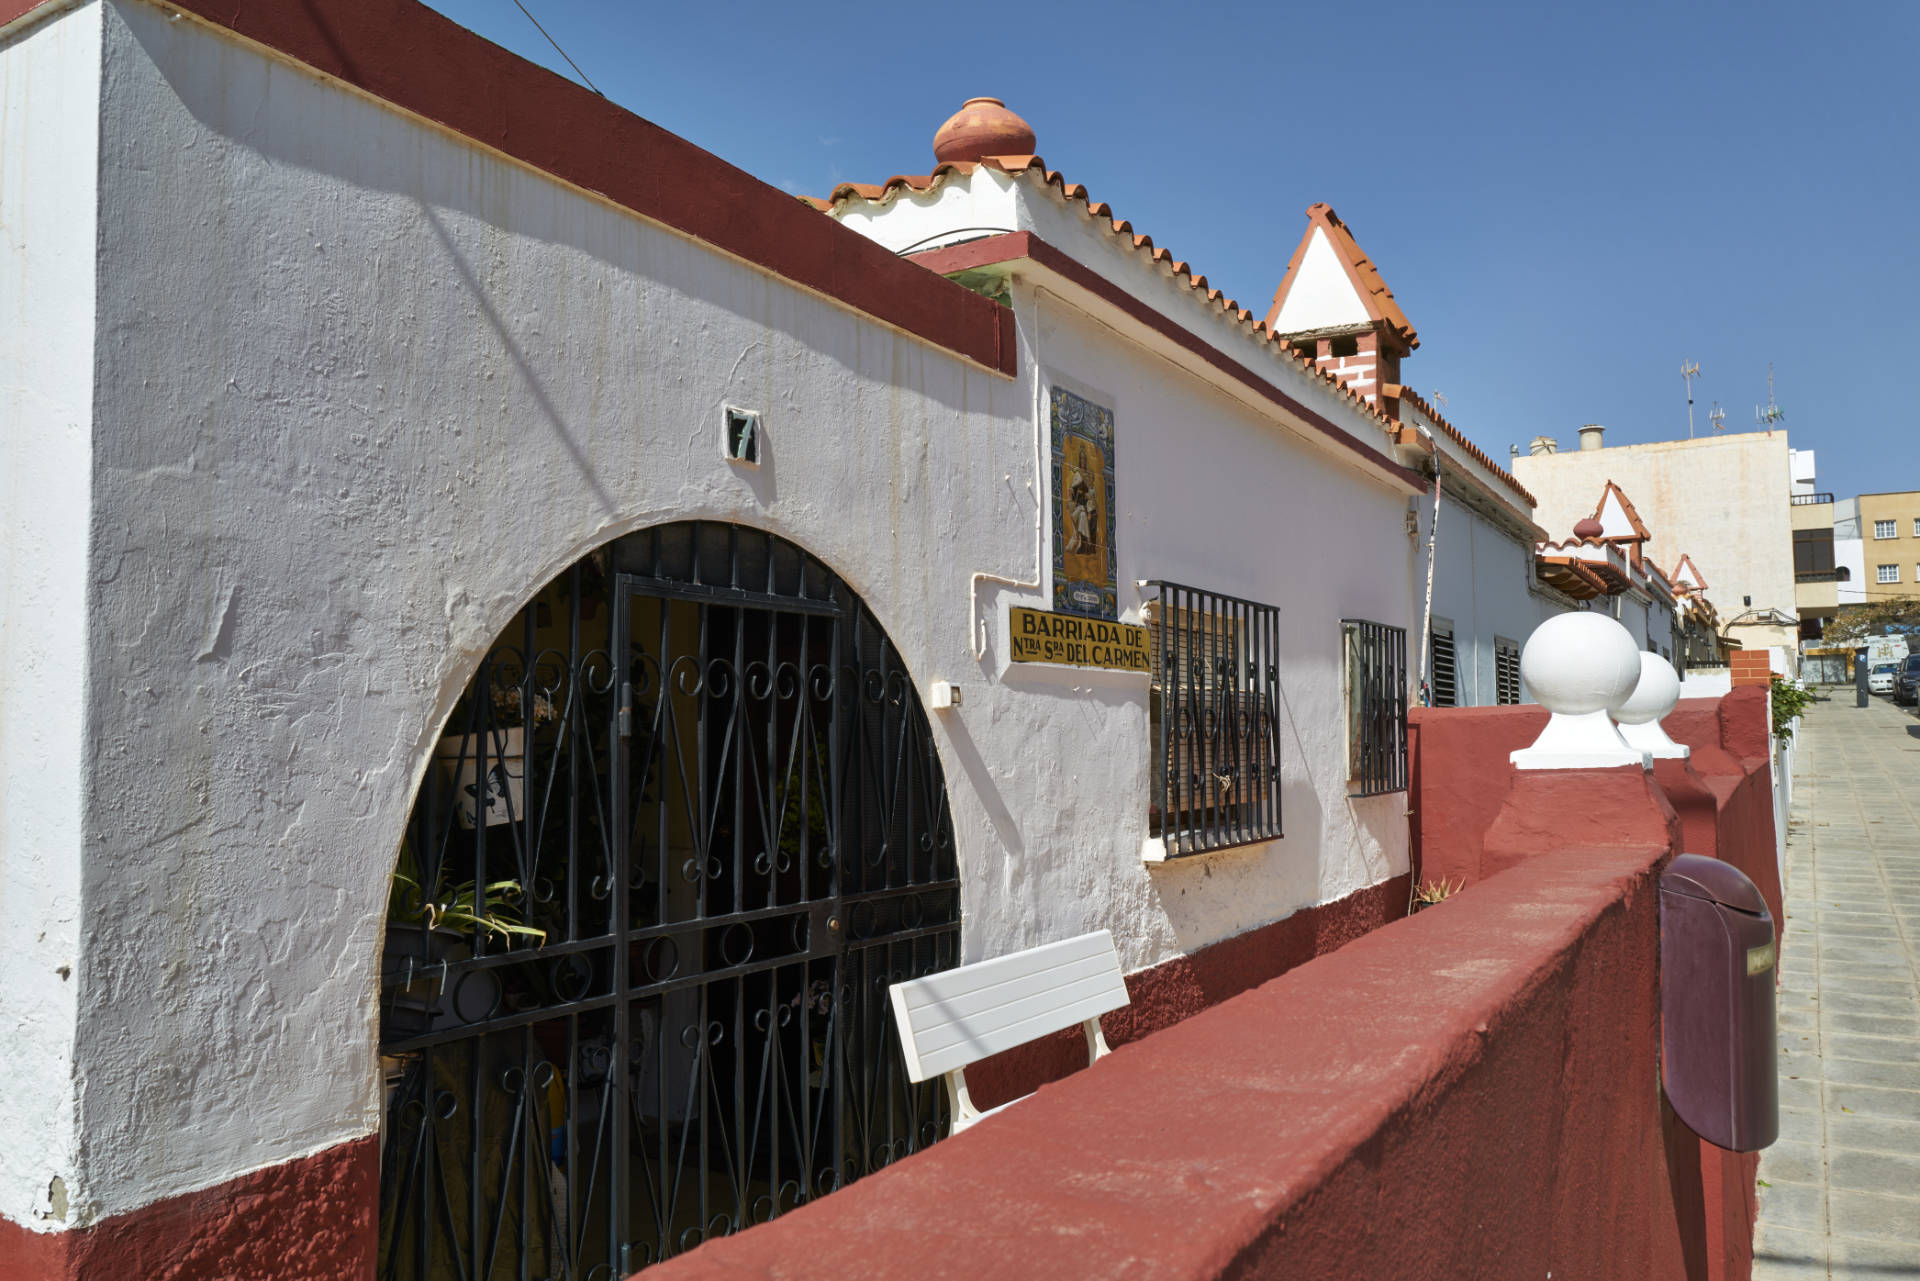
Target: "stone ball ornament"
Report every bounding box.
[1615,652,1690,759]
[1519,611,1644,716]
[1510,611,1652,771]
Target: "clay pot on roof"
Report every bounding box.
[933,97,1037,164]
[1574,517,1605,540]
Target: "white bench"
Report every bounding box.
[888,929,1130,1133]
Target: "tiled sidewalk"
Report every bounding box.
[1755,693,1920,1279]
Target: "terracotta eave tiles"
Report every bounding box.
[1265,203,1418,351]
[819,157,1407,439]
[1536,556,1609,600]
[1382,385,1536,509]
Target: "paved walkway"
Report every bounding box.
[1755,692,1920,1279]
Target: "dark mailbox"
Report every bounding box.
[1660,853,1778,1152]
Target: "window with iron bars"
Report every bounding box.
[1342,620,1408,796]
[1145,581,1283,856]
[1428,621,1458,707]
[1495,638,1522,705]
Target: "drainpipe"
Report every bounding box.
[1413,422,1443,705]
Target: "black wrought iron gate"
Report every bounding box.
[378,523,959,1280]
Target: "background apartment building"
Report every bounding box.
[1513,429,1806,661]
[1855,490,1920,600]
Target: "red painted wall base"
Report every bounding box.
[0,1137,376,1281]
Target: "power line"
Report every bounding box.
[509,0,604,97]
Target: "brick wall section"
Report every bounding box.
[1730,651,1773,688]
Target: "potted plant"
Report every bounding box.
[383,841,547,1037]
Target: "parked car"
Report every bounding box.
[1896,655,1920,707]
[1870,663,1898,695]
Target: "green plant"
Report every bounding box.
[1770,673,1813,741]
[389,840,547,946]
[1410,876,1463,912]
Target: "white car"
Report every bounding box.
[1869,663,1898,694]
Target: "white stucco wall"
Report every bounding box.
[60,0,1040,1226]
[19,0,1421,1227]
[1424,495,1560,705]
[982,284,1413,959]
[0,0,102,1231]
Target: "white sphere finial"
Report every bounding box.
[1615,652,1689,759]
[1510,612,1651,770]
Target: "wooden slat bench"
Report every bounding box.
[888,929,1130,1133]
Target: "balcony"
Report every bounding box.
[1795,567,1844,615]
[1791,491,1835,506]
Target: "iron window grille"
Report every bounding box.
[1145,581,1283,856]
[1494,638,1522,706]
[1428,623,1458,707]
[1342,620,1408,796]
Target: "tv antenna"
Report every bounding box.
[1681,361,1700,437]
[1708,401,1725,434]
[1430,389,1448,411]
[1755,363,1785,433]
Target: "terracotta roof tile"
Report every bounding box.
[1265,203,1418,351]
[1382,385,1536,509]
[818,158,1404,433]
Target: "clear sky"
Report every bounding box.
[421,0,1917,502]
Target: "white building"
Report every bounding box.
[1,15,1434,1277]
[1245,204,1574,706]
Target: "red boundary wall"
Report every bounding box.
[0,882,1409,1277]
[644,838,1719,1281]
[969,872,1410,1109]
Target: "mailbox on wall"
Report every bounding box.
[1660,854,1779,1152]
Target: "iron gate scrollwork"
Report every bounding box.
[378,522,959,1279]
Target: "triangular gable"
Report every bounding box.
[1671,554,1708,593]
[1591,480,1651,542]
[1264,203,1418,350]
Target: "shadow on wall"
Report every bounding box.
[130,2,994,410]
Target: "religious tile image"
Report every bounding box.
[1050,386,1118,619]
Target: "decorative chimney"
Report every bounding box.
[1579,424,1606,452]
[1263,204,1417,409]
[1529,436,1558,456]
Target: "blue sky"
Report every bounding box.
[422,0,1917,503]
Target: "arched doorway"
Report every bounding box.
[377,522,960,1279]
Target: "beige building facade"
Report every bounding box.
[1513,429,1800,656]
[1859,490,1920,600]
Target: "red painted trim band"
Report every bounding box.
[0,1136,376,1281]
[2,0,1015,379]
[913,233,1430,495]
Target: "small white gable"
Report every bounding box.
[1270,227,1370,333]
[1596,487,1644,541]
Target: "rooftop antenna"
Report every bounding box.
[1755,362,1785,434]
[1709,401,1726,434]
[1681,361,1700,437]
[1430,389,1448,412]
